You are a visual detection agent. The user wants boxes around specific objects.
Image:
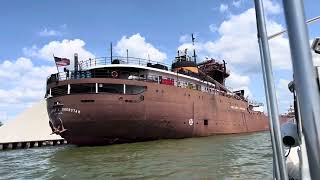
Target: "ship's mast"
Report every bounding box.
[110,42,113,63]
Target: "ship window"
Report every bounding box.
[204,119,208,125]
[126,85,147,95]
[98,83,123,94]
[70,83,96,94]
[51,85,68,96]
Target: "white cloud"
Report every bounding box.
[232,0,242,8]
[2,38,95,121]
[23,39,95,64]
[114,33,167,61]
[177,0,290,112]
[219,4,229,13]
[0,58,56,116]
[178,7,291,73]
[209,24,218,33]
[263,0,281,14]
[0,111,9,123]
[276,79,293,112]
[39,28,62,37]
[226,72,252,97]
[5,35,166,121]
[226,72,250,88]
[0,57,33,81]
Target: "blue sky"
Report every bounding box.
[0,0,319,122]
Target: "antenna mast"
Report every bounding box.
[110,42,113,63]
[192,33,197,63]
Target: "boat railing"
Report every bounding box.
[78,56,170,70]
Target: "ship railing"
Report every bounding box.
[46,57,249,101]
[248,99,264,107]
[47,71,246,100]
[46,72,255,103]
[225,86,233,92]
[78,56,170,71]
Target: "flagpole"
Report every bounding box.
[53,54,59,72]
[53,54,60,80]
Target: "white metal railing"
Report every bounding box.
[78,56,170,70]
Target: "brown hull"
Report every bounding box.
[47,78,269,146]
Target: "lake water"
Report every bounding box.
[0,132,273,179]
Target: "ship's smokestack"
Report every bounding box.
[74,53,78,71]
[192,33,196,63]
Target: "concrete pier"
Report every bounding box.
[0,140,67,151]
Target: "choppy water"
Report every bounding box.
[0,132,273,179]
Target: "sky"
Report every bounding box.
[0,0,320,123]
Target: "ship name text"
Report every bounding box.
[62,108,81,114]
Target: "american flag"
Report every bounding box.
[54,56,70,67]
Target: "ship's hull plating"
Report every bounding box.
[47,78,269,146]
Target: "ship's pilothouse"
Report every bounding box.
[172,49,199,76]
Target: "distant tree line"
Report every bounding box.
[0,121,2,127]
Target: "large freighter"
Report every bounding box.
[46,49,269,146]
